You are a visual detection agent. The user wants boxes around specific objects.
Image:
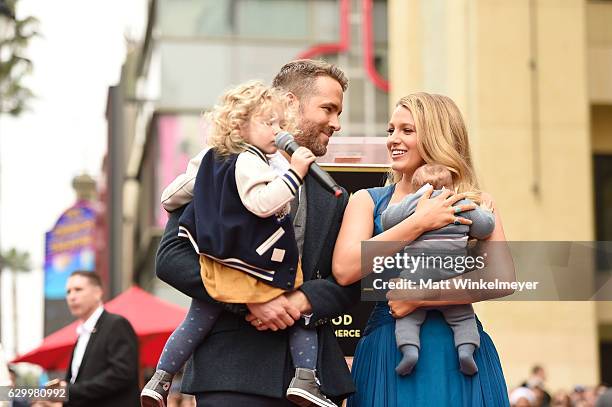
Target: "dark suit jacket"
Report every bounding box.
[64,311,140,407]
[156,177,361,400]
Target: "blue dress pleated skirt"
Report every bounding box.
[347,304,510,407]
[347,186,510,407]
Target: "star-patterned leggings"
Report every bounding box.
[289,324,318,370]
[157,298,319,374]
[158,298,221,373]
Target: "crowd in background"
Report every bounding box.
[509,366,612,407]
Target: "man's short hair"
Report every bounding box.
[69,271,103,288]
[272,59,348,100]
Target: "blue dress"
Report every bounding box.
[347,185,510,407]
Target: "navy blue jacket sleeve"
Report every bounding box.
[299,277,361,326]
[156,206,247,314]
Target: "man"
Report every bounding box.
[61,271,139,407]
[155,59,360,406]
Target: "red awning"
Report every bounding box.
[12,286,187,369]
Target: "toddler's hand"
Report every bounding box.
[290,147,316,179]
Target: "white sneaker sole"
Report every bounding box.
[140,388,166,407]
[286,387,337,407]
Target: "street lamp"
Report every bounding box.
[0,0,15,345]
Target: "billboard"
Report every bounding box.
[44,201,96,299]
[155,114,208,227]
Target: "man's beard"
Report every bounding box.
[294,120,332,157]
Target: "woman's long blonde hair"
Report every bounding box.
[205,81,298,157]
[393,92,482,203]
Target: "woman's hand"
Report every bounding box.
[388,299,423,318]
[409,187,477,232]
[480,196,494,213]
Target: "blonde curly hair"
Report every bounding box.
[205,81,298,157]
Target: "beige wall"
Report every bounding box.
[587,2,612,103]
[389,0,598,391]
[474,301,599,390]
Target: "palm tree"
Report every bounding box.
[0,248,31,355]
[0,0,38,115]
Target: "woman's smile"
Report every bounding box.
[390,148,408,159]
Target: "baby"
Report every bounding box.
[381,163,495,376]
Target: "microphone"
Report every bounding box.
[275,132,343,198]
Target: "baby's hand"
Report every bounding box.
[290,147,316,179]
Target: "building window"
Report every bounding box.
[158,0,338,41]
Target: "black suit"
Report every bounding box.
[156,177,361,405]
[65,310,140,407]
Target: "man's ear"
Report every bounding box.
[94,286,103,302]
[286,92,298,106]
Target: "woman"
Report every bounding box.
[333,93,512,406]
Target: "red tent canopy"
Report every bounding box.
[12,286,187,370]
